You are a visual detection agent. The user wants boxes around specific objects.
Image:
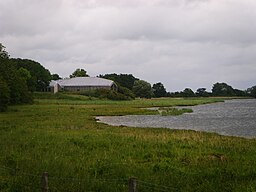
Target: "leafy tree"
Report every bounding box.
[99,73,138,90]
[168,91,181,97]
[117,86,135,100]
[0,43,9,59]
[132,80,153,98]
[212,82,235,96]
[99,73,137,100]
[10,58,51,92]
[51,74,62,80]
[18,67,32,81]
[70,69,89,78]
[152,82,167,97]
[166,92,172,97]
[0,59,32,105]
[0,44,33,111]
[247,86,256,98]
[196,88,210,97]
[181,88,195,97]
[234,89,246,97]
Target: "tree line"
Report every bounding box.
[100,73,256,99]
[169,83,255,98]
[1,43,256,111]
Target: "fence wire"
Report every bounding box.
[1,165,179,191]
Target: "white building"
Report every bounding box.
[49,77,117,93]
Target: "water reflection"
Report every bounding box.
[97,99,256,138]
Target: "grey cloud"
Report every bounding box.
[68,0,208,8]
[1,0,255,91]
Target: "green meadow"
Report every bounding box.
[0,94,256,191]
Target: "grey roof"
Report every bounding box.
[49,77,115,87]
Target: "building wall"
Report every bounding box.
[63,86,112,92]
[48,84,61,93]
[48,81,118,93]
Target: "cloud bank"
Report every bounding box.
[1,0,256,91]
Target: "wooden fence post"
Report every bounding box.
[41,172,49,192]
[129,178,137,192]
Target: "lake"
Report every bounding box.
[97,99,256,138]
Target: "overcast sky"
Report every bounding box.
[1,0,256,91]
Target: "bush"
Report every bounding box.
[81,89,132,100]
[117,86,135,99]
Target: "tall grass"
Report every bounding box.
[159,107,193,116]
[0,95,256,191]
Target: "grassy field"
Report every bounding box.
[0,94,256,191]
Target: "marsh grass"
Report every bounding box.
[159,107,193,116]
[0,95,256,191]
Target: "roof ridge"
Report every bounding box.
[50,76,114,87]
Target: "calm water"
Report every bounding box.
[97,99,256,138]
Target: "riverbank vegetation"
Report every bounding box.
[159,107,193,116]
[1,95,256,191]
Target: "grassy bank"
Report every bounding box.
[0,95,256,191]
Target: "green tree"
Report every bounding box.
[152,82,167,97]
[181,88,195,97]
[10,58,51,92]
[99,73,138,90]
[99,73,137,100]
[0,45,33,111]
[212,82,235,96]
[18,67,32,81]
[247,86,256,98]
[117,86,135,99]
[196,88,210,97]
[132,80,153,98]
[70,69,89,78]
[234,89,246,97]
[0,59,32,105]
[51,73,62,80]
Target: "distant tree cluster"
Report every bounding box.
[168,82,254,98]
[100,73,256,99]
[100,73,155,99]
[152,82,167,97]
[99,74,138,90]
[0,43,51,111]
[10,58,51,92]
[51,73,62,80]
[99,74,169,99]
[246,86,256,98]
[99,73,138,99]
[70,68,89,78]
[133,80,154,98]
